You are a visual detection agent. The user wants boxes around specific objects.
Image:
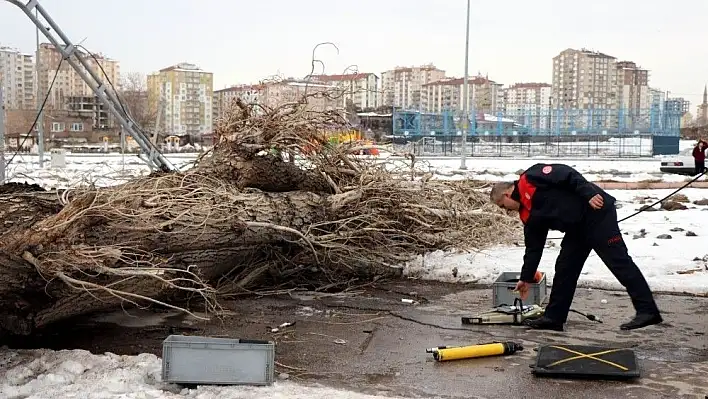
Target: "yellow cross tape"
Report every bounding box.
[546,346,630,371]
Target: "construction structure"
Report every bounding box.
[5,0,174,172]
[391,105,682,157]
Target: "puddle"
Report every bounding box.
[636,347,708,363]
[91,309,181,327]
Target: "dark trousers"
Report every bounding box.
[544,206,660,323]
[695,160,705,176]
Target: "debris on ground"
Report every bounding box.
[661,200,688,211]
[668,193,689,203]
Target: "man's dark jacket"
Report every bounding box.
[511,163,616,283]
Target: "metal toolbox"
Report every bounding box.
[492,271,548,306]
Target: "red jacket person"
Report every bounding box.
[490,163,662,331]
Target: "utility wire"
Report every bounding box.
[5,57,65,169]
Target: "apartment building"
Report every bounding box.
[422,75,502,115]
[310,73,378,110]
[0,45,35,109]
[380,64,445,109]
[147,63,213,136]
[38,43,120,128]
[503,83,552,130]
[616,61,651,127]
[213,84,263,122]
[552,48,619,111]
[260,79,339,112]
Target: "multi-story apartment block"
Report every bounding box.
[147,63,214,136]
[0,45,35,109]
[380,64,445,109]
[422,75,502,115]
[38,43,120,128]
[503,83,552,131]
[213,84,263,122]
[616,61,650,126]
[552,48,618,112]
[260,79,339,112]
[310,73,378,110]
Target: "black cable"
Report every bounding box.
[616,168,707,223]
[5,57,65,169]
[77,45,130,118]
[548,167,708,240]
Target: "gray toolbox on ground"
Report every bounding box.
[161,335,275,385]
[492,271,548,306]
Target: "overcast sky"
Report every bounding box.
[1,0,705,108]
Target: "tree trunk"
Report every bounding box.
[0,179,380,339]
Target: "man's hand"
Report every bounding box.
[515,280,530,300]
[589,194,604,210]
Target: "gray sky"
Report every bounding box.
[1,0,705,107]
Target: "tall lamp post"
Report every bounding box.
[459,0,470,170]
[35,8,45,168]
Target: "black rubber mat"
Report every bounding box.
[531,344,640,380]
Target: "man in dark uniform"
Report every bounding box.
[490,163,662,331]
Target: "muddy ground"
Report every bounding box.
[3,280,707,399]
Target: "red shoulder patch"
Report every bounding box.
[542,165,552,174]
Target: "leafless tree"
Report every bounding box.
[118,72,156,131]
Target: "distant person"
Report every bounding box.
[692,139,707,176]
[489,163,662,331]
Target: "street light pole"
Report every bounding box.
[35,8,45,168]
[460,0,470,170]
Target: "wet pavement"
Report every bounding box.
[5,281,707,399]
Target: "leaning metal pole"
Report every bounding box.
[5,0,174,172]
[459,0,470,170]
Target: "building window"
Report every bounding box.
[70,123,84,132]
[51,122,64,132]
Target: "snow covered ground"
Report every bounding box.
[0,150,696,189]
[404,188,708,295]
[0,349,405,399]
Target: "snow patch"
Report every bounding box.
[0,349,404,399]
[403,188,708,295]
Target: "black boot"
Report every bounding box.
[620,313,663,330]
[523,316,564,331]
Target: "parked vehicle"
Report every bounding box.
[659,148,698,175]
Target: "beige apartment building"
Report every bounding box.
[380,64,445,109]
[552,48,618,112]
[552,48,654,129]
[147,63,214,137]
[310,73,379,110]
[0,45,35,110]
[422,75,503,115]
[38,43,120,128]
[503,82,552,131]
[213,84,263,122]
[260,79,339,112]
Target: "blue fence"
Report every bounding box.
[392,107,682,138]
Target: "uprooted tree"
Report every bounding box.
[0,96,521,339]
